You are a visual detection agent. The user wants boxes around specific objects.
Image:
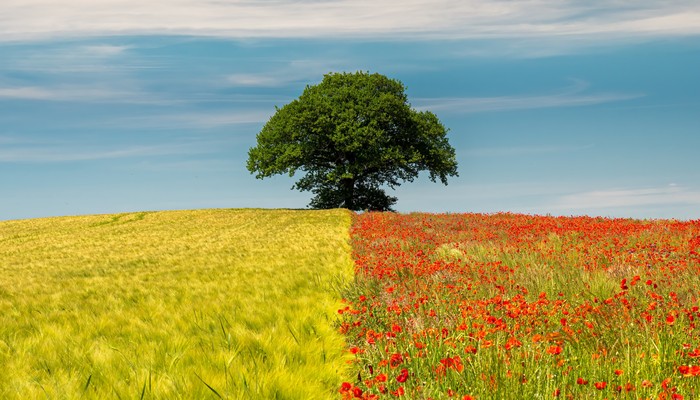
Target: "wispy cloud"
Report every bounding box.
[120,110,273,129]
[0,1,698,43]
[2,42,147,73]
[0,84,180,104]
[551,185,700,211]
[0,142,213,163]
[80,44,131,57]
[393,181,700,219]
[227,74,284,87]
[226,59,355,88]
[0,87,56,100]
[416,79,643,113]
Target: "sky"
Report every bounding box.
[1,1,699,221]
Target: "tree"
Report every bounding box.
[246,71,458,211]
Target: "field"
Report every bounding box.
[3,209,700,399]
[0,209,353,399]
[339,213,700,399]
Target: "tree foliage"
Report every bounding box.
[246,71,458,211]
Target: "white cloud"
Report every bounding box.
[166,111,271,127]
[80,44,131,57]
[0,84,177,104]
[0,1,698,43]
[227,74,283,87]
[0,87,56,100]
[392,181,700,219]
[416,79,643,113]
[0,143,212,163]
[226,59,355,88]
[2,43,145,74]
[121,110,273,129]
[551,185,700,210]
[0,86,146,103]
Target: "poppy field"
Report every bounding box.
[339,212,700,399]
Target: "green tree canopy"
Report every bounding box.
[246,71,458,211]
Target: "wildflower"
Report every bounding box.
[340,382,352,393]
[662,377,672,389]
[594,381,607,390]
[614,369,624,376]
[353,386,363,397]
[440,356,464,373]
[576,377,589,385]
[464,345,477,354]
[505,336,522,351]
[396,368,409,383]
[389,353,404,368]
[547,345,563,355]
[678,365,700,377]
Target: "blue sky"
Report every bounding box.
[1,1,699,221]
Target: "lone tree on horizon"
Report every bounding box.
[246,71,458,211]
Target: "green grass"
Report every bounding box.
[0,209,354,399]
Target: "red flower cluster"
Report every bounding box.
[339,212,700,398]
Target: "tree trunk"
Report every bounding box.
[341,177,355,210]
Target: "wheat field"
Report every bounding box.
[0,209,353,399]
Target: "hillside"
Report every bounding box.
[0,209,353,399]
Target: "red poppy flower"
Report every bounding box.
[678,365,700,377]
[353,387,363,397]
[390,353,404,368]
[340,382,352,393]
[397,368,409,383]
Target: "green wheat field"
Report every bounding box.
[0,209,353,399]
